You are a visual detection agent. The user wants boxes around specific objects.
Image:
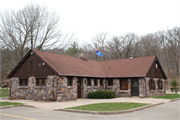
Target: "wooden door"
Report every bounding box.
[77,79,81,98]
[131,79,139,96]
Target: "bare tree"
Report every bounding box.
[106,33,138,59]
[165,27,179,76]
[155,27,180,79]
[92,32,108,60]
[0,4,74,79]
[0,4,74,60]
[139,34,160,56]
[81,42,96,60]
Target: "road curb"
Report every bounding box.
[0,104,35,109]
[0,105,15,109]
[54,102,164,115]
[170,98,180,102]
[21,104,36,108]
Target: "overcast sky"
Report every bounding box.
[0,0,180,44]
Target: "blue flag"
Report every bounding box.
[97,50,103,56]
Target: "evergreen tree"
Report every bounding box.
[66,42,79,56]
[170,77,179,94]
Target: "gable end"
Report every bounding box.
[146,57,167,79]
[7,49,58,78]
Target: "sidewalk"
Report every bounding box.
[0,97,171,111]
[166,90,180,94]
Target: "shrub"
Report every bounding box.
[87,91,116,99]
[170,77,179,94]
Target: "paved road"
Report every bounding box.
[0,100,180,120]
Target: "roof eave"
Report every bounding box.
[155,57,167,79]
[7,49,32,78]
[32,49,59,75]
[106,75,146,78]
[58,74,146,78]
[58,74,106,78]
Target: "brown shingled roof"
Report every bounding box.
[32,49,157,78]
[32,49,106,77]
[99,56,156,78]
[8,49,166,78]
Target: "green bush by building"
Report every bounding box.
[87,91,116,99]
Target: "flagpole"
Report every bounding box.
[95,42,103,61]
[96,52,97,61]
[95,42,97,61]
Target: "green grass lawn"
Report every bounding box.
[0,89,9,97]
[153,94,180,99]
[0,102,23,106]
[66,102,150,111]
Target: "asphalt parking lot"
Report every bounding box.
[0,100,179,120]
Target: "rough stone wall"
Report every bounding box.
[18,87,29,99]
[145,77,166,97]
[53,75,59,100]
[84,78,93,98]
[139,78,146,98]
[106,79,119,97]
[91,78,100,92]
[99,79,106,91]
[9,76,166,101]
[45,76,55,100]
[9,77,19,99]
[82,78,87,98]
[9,77,35,100]
[28,77,36,99]
[128,79,131,97]
[33,86,46,100]
[56,77,77,102]
[119,79,131,97]
[33,76,58,100]
[27,76,58,100]
[82,78,120,98]
[145,77,150,97]
[82,78,107,98]
[9,75,59,101]
[156,78,166,96]
[162,79,166,94]
[114,79,120,97]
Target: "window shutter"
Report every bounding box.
[120,80,128,90]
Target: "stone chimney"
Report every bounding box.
[79,54,88,61]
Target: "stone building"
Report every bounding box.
[7,49,167,102]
